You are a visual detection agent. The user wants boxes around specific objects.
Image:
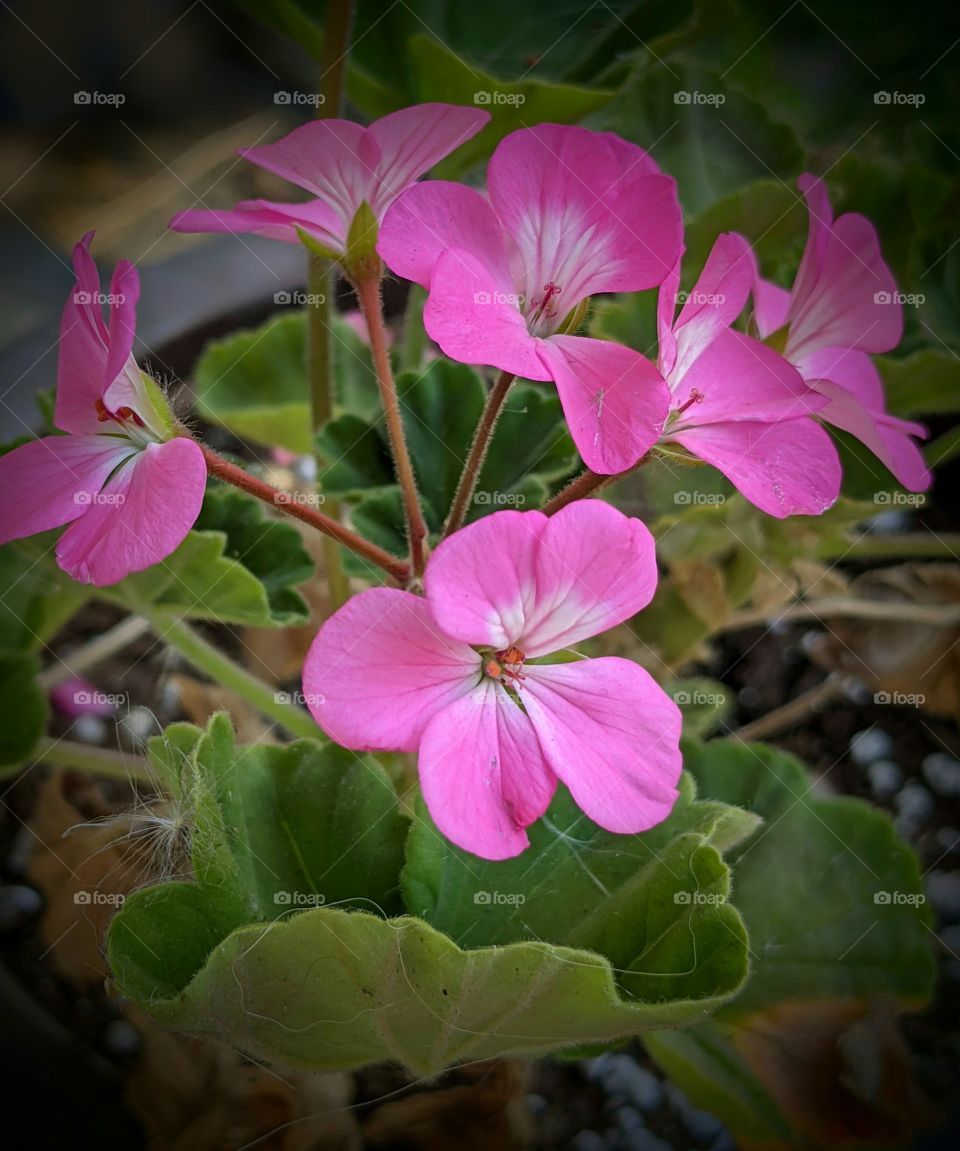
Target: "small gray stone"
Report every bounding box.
[594,1056,663,1111]
[572,1131,608,1151]
[922,753,960,798]
[0,884,42,934]
[103,1018,141,1059]
[710,1130,737,1151]
[294,454,318,485]
[849,728,893,766]
[936,827,960,855]
[738,686,760,710]
[620,1129,671,1151]
[526,1093,548,1116]
[616,1106,644,1131]
[121,706,157,744]
[926,871,960,922]
[73,715,107,745]
[894,783,935,823]
[868,759,903,799]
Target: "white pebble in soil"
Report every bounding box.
[620,1129,672,1151]
[572,1131,607,1151]
[868,760,903,800]
[103,1018,142,1060]
[936,827,960,856]
[121,706,158,745]
[849,728,893,766]
[0,884,43,934]
[922,753,960,798]
[926,872,960,923]
[588,1055,663,1111]
[72,715,107,745]
[894,783,935,823]
[664,1081,725,1141]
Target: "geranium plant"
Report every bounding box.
[2,5,953,1147]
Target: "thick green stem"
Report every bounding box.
[355,274,428,578]
[443,371,515,538]
[143,611,321,742]
[36,737,153,785]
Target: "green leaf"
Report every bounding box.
[192,486,314,623]
[194,312,379,453]
[402,774,757,1006]
[600,63,804,216]
[105,486,313,627]
[645,738,935,1147]
[109,900,746,1077]
[0,538,90,653]
[0,650,48,774]
[410,36,613,178]
[317,361,577,567]
[669,678,734,737]
[878,349,960,417]
[186,714,409,918]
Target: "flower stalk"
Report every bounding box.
[354,274,429,579]
[443,370,516,538]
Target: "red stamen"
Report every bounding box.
[530,282,562,325]
[675,388,703,416]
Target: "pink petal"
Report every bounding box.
[752,276,791,339]
[671,417,841,517]
[303,587,479,753]
[418,681,555,860]
[810,379,931,492]
[673,328,825,426]
[0,435,136,545]
[488,124,681,306]
[103,259,140,397]
[671,233,753,380]
[657,259,681,377]
[56,438,206,585]
[425,502,659,657]
[787,174,902,358]
[368,103,490,215]
[240,119,379,236]
[55,234,111,435]
[422,247,550,380]
[794,345,886,410]
[521,658,682,835]
[171,198,343,249]
[378,180,511,290]
[520,500,660,657]
[538,334,670,474]
[425,510,544,650]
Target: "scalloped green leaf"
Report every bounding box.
[108,900,745,1078]
[644,738,936,1148]
[193,312,379,453]
[600,63,804,216]
[105,486,313,627]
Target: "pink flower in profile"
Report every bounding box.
[656,232,841,517]
[378,124,683,474]
[304,501,682,860]
[0,234,206,585]
[170,104,490,260]
[752,174,930,491]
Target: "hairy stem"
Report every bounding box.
[35,736,153,785]
[198,443,409,582]
[143,611,321,742]
[541,453,653,516]
[355,275,428,577]
[444,370,515,538]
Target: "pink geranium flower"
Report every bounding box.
[656,233,841,517]
[752,174,930,491]
[378,124,683,474]
[0,234,206,586]
[303,502,682,860]
[170,104,490,260]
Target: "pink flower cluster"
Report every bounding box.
[0,106,933,860]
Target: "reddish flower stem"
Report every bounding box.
[198,442,409,583]
[443,369,515,538]
[542,454,651,515]
[354,275,429,578]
